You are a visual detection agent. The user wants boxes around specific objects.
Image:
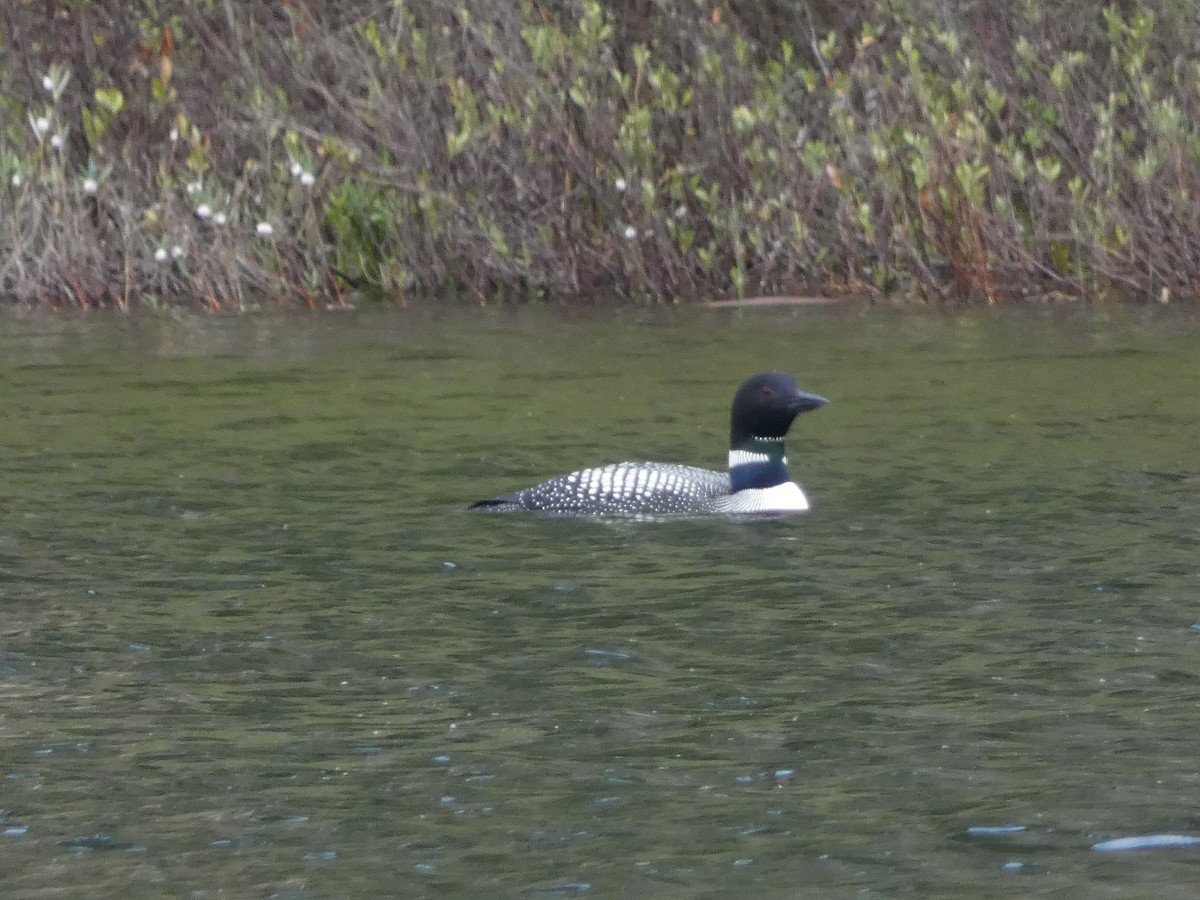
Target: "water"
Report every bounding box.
[0,305,1198,897]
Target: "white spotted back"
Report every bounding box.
[509,462,731,516]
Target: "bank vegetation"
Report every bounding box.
[1,0,1198,309]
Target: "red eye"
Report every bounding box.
[760,386,773,397]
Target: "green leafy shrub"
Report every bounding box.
[0,0,1197,307]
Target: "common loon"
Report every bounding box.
[469,372,827,517]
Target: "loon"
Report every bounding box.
[469,372,827,517]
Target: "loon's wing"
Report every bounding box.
[469,462,730,516]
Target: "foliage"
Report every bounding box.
[0,0,1197,308]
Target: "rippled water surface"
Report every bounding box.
[0,304,1198,898]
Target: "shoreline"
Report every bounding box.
[3,2,1197,310]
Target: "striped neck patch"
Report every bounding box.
[728,448,788,468]
[728,438,791,492]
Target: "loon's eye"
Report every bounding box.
[759,386,773,398]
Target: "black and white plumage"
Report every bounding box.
[469,372,828,518]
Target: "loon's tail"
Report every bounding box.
[467,497,521,512]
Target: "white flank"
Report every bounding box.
[719,481,809,514]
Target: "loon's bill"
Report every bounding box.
[469,372,827,518]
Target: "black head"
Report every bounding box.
[729,372,827,446]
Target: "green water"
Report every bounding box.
[0,305,1198,898]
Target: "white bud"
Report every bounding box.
[214,212,227,226]
[34,116,50,135]
[623,225,637,240]
[171,245,184,260]
[256,221,274,237]
[154,248,168,262]
[290,161,303,177]
[42,75,54,93]
[195,204,212,220]
[11,174,22,187]
[615,178,627,192]
[169,127,179,142]
[299,171,315,188]
[82,178,98,195]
